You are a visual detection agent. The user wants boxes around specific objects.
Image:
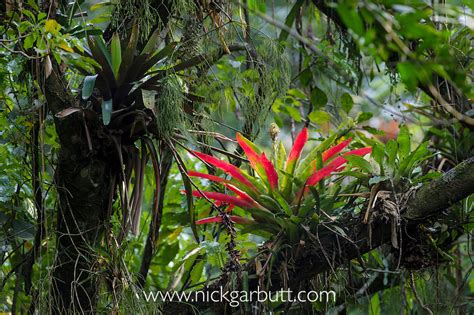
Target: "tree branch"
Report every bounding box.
[164,157,474,312]
[290,157,474,285]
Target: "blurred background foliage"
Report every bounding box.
[0,0,473,314]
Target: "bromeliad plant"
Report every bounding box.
[54,20,231,238]
[53,20,292,241]
[54,25,182,238]
[189,128,372,242]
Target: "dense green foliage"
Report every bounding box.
[0,0,473,314]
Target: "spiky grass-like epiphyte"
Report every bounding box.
[172,0,196,16]
[242,38,290,135]
[111,0,157,41]
[155,76,184,139]
[111,0,196,42]
[178,16,203,59]
[257,38,291,100]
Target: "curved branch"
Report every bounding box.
[164,157,474,312]
[291,157,474,284]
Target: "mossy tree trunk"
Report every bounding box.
[45,69,113,314]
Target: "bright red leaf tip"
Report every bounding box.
[196,216,222,224]
[225,184,268,211]
[306,146,372,186]
[225,184,257,205]
[293,156,345,203]
[282,127,309,196]
[226,204,235,213]
[260,152,278,190]
[287,127,308,164]
[191,190,254,209]
[306,162,340,186]
[191,150,256,190]
[196,215,255,225]
[236,133,262,172]
[344,146,372,157]
[322,138,352,162]
[188,171,227,183]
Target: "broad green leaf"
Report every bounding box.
[110,33,122,79]
[385,139,398,169]
[341,93,353,114]
[299,68,312,87]
[259,194,284,213]
[168,245,201,288]
[339,170,370,182]
[308,110,331,124]
[287,88,306,99]
[337,4,364,36]
[23,34,36,49]
[310,86,328,109]
[88,15,112,24]
[397,62,418,90]
[285,105,302,122]
[369,292,381,315]
[397,125,411,158]
[240,223,279,236]
[273,191,291,216]
[356,112,373,123]
[363,126,384,135]
[82,75,97,100]
[101,99,113,125]
[22,9,37,22]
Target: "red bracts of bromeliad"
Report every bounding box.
[321,138,352,162]
[190,190,255,209]
[306,147,372,186]
[286,127,308,167]
[191,150,256,190]
[259,152,278,190]
[236,133,279,192]
[236,133,263,173]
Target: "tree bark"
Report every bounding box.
[45,69,112,313]
[291,157,474,285]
